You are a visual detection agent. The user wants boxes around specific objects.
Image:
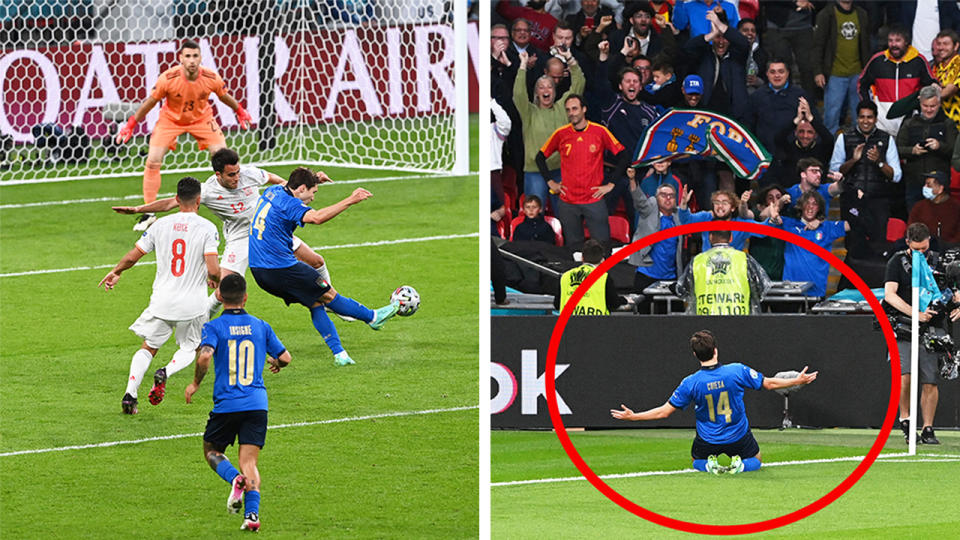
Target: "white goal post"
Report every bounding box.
[0,0,472,183]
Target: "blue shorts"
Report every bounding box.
[251,262,331,308]
[204,410,268,449]
[690,430,760,460]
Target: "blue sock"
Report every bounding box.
[310,306,344,354]
[244,489,260,516]
[326,293,375,323]
[215,459,240,484]
[692,459,707,472]
[743,457,762,471]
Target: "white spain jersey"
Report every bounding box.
[135,212,220,320]
[199,166,270,243]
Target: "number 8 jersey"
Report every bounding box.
[135,212,220,320]
[201,309,286,413]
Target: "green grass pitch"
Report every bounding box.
[492,428,960,538]
[0,116,479,537]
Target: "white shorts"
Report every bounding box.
[221,235,304,274]
[129,307,207,350]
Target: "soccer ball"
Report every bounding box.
[391,285,420,317]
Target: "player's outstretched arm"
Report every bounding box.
[98,246,146,290]
[204,253,221,289]
[302,188,372,225]
[762,366,818,390]
[112,197,178,215]
[185,346,213,403]
[611,401,677,421]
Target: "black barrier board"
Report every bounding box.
[491,315,960,429]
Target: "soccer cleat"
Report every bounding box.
[227,474,246,514]
[133,212,157,231]
[726,455,745,475]
[121,393,138,415]
[368,301,400,331]
[241,512,260,532]
[899,419,921,444]
[920,426,940,445]
[334,351,355,366]
[148,367,167,405]
[705,455,725,475]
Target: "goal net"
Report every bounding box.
[0,0,470,183]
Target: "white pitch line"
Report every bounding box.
[0,172,469,209]
[490,452,960,487]
[0,405,478,458]
[0,232,479,278]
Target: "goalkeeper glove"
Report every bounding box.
[236,105,252,130]
[116,115,138,144]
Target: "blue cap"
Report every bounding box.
[682,75,704,94]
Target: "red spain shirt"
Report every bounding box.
[540,121,624,205]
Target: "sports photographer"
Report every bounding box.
[882,222,960,445]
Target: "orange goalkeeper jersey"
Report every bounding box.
[151,66,227,125]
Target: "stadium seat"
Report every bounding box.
[608,215,630,243]
[584,215,631,244]
[952,167,960,204]
[508,214,564,245]
[886,217,906,243]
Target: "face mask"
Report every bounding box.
[922,186,936,200]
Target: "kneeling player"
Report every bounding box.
[610,330,817,474]
[185,274,291,531]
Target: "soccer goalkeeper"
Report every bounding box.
[116,39,252,230]
[611,330,818,474]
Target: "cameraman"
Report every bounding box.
[882,222,960,445]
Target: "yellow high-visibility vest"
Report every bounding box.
[560,264,609,315]
[692,246,750,315]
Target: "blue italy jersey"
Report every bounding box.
[780,217,846,297]
[678,211,757,250]
[785,183,834,213]
[248,184,311,269]
[200,309,286,413]
[669,363,764,444]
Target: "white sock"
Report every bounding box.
[208,291,222,317]
[317,263,331,286]
[164,347,196,377]
[125,349,154,398]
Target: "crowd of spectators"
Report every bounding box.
[492,0,960,301]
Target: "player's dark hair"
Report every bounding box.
[180,39,200,52]
[287,167,319,190]
[524,194,542,207]
[708,230,733,244]
[177,176,201,201]
[797,157,823,176]
[650,58,673,75]
[856,99,878,116]
[564,93,585,108]
[582,239,604,264]
[737,17,756,30]
[211,148,239,173]
[906,222,930,243]
[219,274,247,305]
[690,330,717,362]
[796,190,827,222]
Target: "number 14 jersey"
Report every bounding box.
[669,363,765,444]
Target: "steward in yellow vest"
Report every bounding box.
[555,239,625,315]
[676,230,772,315]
